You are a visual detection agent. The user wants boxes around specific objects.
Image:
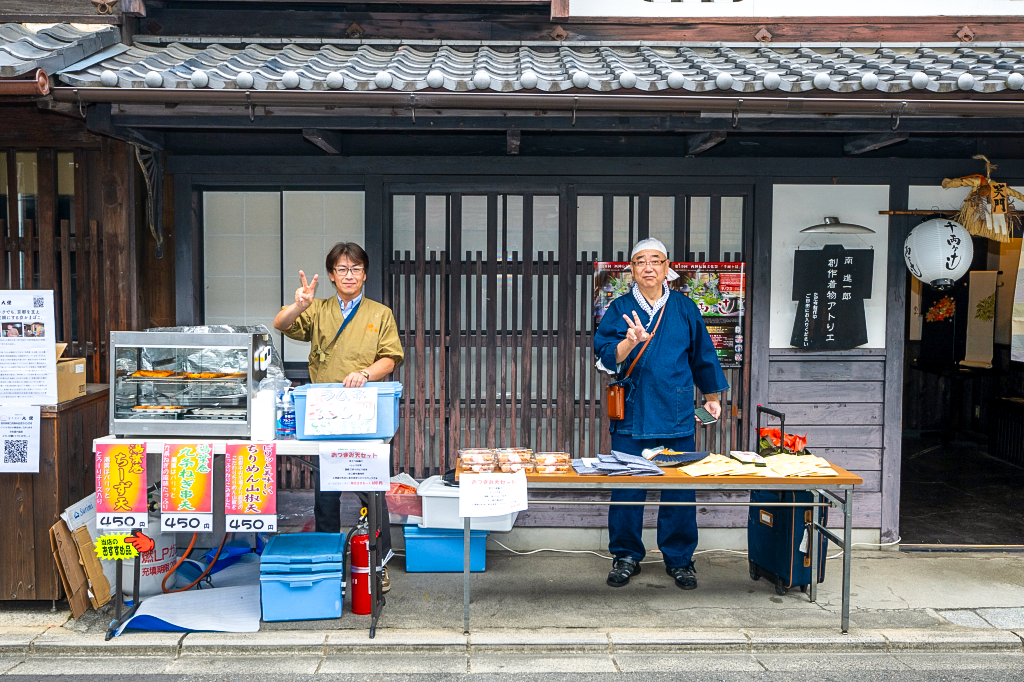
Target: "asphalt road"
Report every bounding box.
[3,652,1024,680]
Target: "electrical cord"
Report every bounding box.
[161,532,231,593]
[489,536,902,564]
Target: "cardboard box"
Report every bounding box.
[55,343,86,403]
[49,519,90,619]
[72,526,111,609]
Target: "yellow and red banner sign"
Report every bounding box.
[160,443,214,532]
[95,442,148,530]
[225,442,277,532]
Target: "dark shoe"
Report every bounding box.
[607,556,641,587]
[666,565,697,590]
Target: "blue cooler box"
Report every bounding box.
[260,533,346,621]
[293,382,403,440]
[403,526,488,573]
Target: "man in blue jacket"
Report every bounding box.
[594,238,730,590]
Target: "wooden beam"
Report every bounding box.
[687,131,727,156]
[302,128,343,155]
[550,0,569,20]
[112,112,1024,136]
[36,149,58,294]
[506,129,521,155]
[844,133,910,156]
[121,0,146,16]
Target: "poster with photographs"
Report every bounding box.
[593,262,745,367]
[0,290,58,404]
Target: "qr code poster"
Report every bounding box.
[0,405,41,473]
[0,290,58,404]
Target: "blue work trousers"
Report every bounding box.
[608,433,698,569]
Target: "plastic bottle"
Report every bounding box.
[275,387,296,440]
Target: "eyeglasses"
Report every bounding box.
[332,266,365,276]
[631,258,666,268]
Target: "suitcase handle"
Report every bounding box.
[756,405,786,455]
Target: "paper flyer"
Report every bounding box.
[160,443,214,533]
[318,443,390,491]
[95,442,148,530]
[0,405,40,473]
[0,290,58,404]
[459,469,529,518]
[225,442,277,532]
[304,386,378,435]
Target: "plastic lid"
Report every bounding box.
[416,475,460,498]
[260,532,346,563]
[404,526,488,538]
[293,382,403,398]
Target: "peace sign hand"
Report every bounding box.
[622,311,650,348]
[295,270,319,310]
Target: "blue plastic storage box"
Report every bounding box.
[260,571,343,621]
[403,526,488,573]
[259,533,346,621]
[293,382,403,440]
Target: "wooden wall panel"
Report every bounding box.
[100,139,138,331]
[770,361,884,382]
[768,403,883,426]
[768,381,883,404]
[0,389,107,601]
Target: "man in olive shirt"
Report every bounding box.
[274,242,404,589]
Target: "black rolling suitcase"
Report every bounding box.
[747,407,828,595]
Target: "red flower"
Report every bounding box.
[784,433,808,452]
[759,428,781,446]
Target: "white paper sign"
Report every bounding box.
[459,469,528,518]
[304,386,378,435]
[318,443,390,491]
[0,405,41,473]
[0,290,57,405]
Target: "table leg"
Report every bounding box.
[463,516,471,635]
[809,491,819,604]
[842,491,853,634]
[368,491,380,639]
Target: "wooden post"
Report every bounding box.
[100,139,138,331]
[37,149,57,297]
[5,150,16,290]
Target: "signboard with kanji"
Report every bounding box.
[95,442,148,530]
[225,442,277,532]
[160,443,214,532]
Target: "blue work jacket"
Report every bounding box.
[594,289,730,439]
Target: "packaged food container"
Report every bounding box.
[534,452,571,474]
[459,449,496,473]
[497,459,535,474]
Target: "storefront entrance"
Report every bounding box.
[384,182,752,477]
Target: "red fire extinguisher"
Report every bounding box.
[349,520,371,615]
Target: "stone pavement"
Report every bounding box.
[1,550,1023,661]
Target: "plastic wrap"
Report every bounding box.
[145,324,286,381]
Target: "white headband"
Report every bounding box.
[631,238,680,281]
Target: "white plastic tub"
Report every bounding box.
[416,475,518,532]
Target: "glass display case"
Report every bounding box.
[109,331,271,438]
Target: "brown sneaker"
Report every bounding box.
[381,566,391,594]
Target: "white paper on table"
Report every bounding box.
[459,469,528,518]
[0,405,41,473]
[318,443,390,491]
[114,585,261,636]
[304,386,378,435]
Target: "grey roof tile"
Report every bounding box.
[0,22,119,78]
[51,38,1024,97]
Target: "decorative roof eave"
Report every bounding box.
[57,41,1024,98]
[0,23,120,78]
[50,86,1024,118]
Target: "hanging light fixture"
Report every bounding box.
[800,217,876,234]
[903,218,974,289]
